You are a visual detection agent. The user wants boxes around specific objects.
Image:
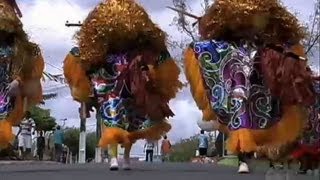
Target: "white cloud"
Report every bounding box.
[17,0,317,148]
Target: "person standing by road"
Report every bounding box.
[53,126,64,162]
[144,140,155,162]
[36,131,45,161]
[161,135,171,162]
[18,111,35,160]
[198,130,209,162]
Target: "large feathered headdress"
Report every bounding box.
[77,0,167,66]
[169,0,306,44]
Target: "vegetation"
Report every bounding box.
[169,133,217,162]
[63,128,97,160]
[170,135,198,162]
[29,106,57,132]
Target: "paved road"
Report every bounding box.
[0,162,316,180]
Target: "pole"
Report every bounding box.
[95,112,102,163]
[78,103,86,163]
[60,118,67,128]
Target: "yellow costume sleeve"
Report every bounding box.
[63,53,91,102]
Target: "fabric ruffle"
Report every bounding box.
[226,105,305,154]
[129,51,181,121]
[99,121,171,148]
[0,120,14,149]
[260,44,315,106]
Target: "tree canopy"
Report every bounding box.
[169,133,217,162]
[63,128,97,160]
[29,106,57,132]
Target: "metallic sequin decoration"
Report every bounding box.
[77,0,167,66]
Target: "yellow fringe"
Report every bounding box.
[184,48,217,121]
[99,127,130,149]
[0,121,14,149]
[128,121,171,142]
[153,58,183,101]
[226,105,305,154]
[99,121,171,149]
[63,53,91,102]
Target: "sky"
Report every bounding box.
[16,0,318,153]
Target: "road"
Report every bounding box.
[0,162,316,180]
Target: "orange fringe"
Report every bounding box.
[7,94,24,126]
[63,53,91,102]
[152,58,183,101]
[184,47,217,121]
[99,121,171,149]
[226,105,305,153]
[0,121,14,149]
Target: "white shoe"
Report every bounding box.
[238,162,250,173]
[123,159,131,171]
[109,158,119,171]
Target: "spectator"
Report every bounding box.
[47,130,55,161]
[144,140,155,162]
[161,135,171,162]
[53,126,64,162]
[18,111,35,160]
[198,130,209,162]
[37,131,45,161]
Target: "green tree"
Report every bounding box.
[86,132,97,160]
[63,128,97,160]
[170,135,199,162]
[29,106,57,132]
[63,128,80,155]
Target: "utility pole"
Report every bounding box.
[78,103,86,163]
[65,20,86,163]
[65,20,103,163]
[60,118,67,128]
[95,111,102,163]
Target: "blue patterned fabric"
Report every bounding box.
[0,45,13,121]
[0,45,13,59]
[90,53,148,131]
[191,40,281,130]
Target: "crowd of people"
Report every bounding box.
[143,135,172,162]
[12,113,66,163]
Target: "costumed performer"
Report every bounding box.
[63,0,182,170]
[0,0,45,149]
[290,74,320,174]
[169,0,316,173]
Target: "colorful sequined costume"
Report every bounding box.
[0,0,44,148]
[180,0,316,173]
[63,0,182,170]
